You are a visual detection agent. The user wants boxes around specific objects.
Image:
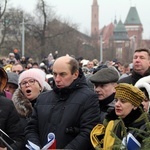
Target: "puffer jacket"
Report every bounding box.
[25,70,100,150]
[0,93,24,149]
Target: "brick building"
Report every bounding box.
[91,0,150,63]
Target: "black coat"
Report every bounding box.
[25,72,100,150]
[0,94,24,149]
[118,68,150,85]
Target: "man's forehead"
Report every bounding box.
[134,51,148,55]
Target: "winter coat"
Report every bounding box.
[12,86,51,129]
[104,107,148,149]
[118,67,150,85]
[25,71,100,150]
[91,107,148,149]
[12,88,33,129]
[0,93,24,149]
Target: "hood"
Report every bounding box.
[0,67,8,92]
[12,88,33,117]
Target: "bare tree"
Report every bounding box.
[0,0,8,50]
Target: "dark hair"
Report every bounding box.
[68,57,79,75]
[134,48,150,57]
[123,63,129,68]
[140,87,149,100]
[32,62,39,66]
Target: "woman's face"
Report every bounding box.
[115,98,135,118]
[142,99,149,112]
[20,77,42,100]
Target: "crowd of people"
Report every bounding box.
[0,47,150,149]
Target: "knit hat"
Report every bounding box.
[18,68,45,90]
[115,83,145,107]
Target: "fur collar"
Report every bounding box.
[12,88,33,117]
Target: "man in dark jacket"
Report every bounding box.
[0,67,24,149]
[25,55,100,150]
[118,48,150,85]
[89,68,119,123]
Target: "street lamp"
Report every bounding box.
[21,13,25,57]
[100,34,103,62]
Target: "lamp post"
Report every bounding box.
[100,34,103,62]
[21,13,25,57]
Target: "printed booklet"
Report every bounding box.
[26,132,55,150]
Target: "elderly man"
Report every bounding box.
[25,55,100,150]
[118,48,150,85]
[90,67,119,123]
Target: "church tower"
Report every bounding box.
[91,0,99,40]
[124,6,143,48]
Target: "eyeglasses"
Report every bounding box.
[20,79,37,88]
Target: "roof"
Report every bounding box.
[113,20,129,40]
[100,23,114,47]
[114,20,127,32]
[124,7,142,25]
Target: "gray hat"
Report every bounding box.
[7,72,19,86]
[90,68,119,84]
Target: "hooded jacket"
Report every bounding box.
[25,69,100,150]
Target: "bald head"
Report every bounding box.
[53,56,79,74]
[52,56,79,88]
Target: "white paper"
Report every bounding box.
[26,132,55,150]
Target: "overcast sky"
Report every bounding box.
[9,0,150,39]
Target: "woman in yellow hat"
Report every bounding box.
[91,83,149,150]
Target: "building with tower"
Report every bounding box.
[91,0,150,63]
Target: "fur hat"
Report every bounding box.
[115,83,145,107]
[90,68,119,84]
[18,68,45,90]
[0,67,8,92]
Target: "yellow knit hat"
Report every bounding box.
[115,83,145,107]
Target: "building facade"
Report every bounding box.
[91,0,150,63]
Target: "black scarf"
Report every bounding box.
[132,67,150,85]
[99,93,115,110]
[53,68,87,100]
